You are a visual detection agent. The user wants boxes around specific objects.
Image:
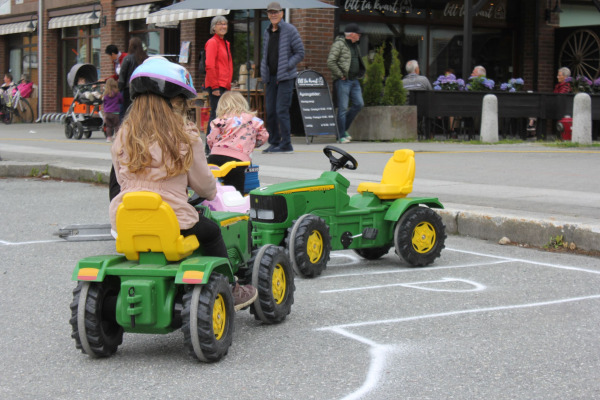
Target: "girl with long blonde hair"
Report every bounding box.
[109,57,257,309]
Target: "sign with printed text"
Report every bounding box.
[295,70,338,139]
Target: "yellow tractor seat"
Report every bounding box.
[357,149,415,200]
[115,191,199,261]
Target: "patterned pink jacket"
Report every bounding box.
[207,112,269,162]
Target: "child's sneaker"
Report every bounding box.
[232,283,258,311]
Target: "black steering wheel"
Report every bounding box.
[323,145,358,172]
[187,187,205,206]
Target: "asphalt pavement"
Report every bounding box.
[2,178,600,399]
[1,122,599,252]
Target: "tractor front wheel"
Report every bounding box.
[69,281,123,358]
[394,207,446,267]
[286,214,331,278]
[250,245,295,324]
[182,274,234,362]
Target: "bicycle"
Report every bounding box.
[0,89,34,124]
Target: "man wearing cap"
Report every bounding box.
[260,2,305,154]
[327,23,366,144]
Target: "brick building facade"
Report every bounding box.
[0,0,593,117]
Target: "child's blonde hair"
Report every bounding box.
[216,91,255,118]
[119,94,195,178]
[104,78,119,97]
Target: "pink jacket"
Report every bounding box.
[207,112,269,161]
[110,122,217,231]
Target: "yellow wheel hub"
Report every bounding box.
[306,230,323,263]
[272,264,287,304]
[411,222,436,254]
[212,294,226,340]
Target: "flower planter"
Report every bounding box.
[347,105,417,141]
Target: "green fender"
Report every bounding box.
[175,256,235,284]
[71,255,127,282]
[384,197,444,223]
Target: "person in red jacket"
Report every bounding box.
[204,16,233,141]
[554,66,572,93]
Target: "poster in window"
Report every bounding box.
[179,41,191,64]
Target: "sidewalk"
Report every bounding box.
[1,122,599,253]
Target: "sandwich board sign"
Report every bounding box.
[295,70,338,143]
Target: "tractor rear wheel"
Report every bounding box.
[182,274,234,362]
[394,207,446,267]
[286,214,331,278]
[69,280,123,358]
[250,245,295,324]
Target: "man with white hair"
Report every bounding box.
[402,60,432,92]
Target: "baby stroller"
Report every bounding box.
[64,63,105,140]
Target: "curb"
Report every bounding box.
[2,161,599,252]
[438,207,600,252]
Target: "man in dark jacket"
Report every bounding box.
[260,2,305,154]
[327,23,365,143]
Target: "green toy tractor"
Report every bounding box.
[69,191,294,362]
[249,146,446,278]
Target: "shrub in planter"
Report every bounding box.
[362,45,385,106]
[382,47,406,106]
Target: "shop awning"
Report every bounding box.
[0,20,37,35]
[146,9,229,25]
[48,12,101,29]
[116,4,153,21]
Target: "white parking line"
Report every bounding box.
[320,277,487,294]
[319,259,511,279]
[320,294,600,400]
[447,247,600,275]
[0,239,64,246]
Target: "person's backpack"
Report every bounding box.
[198,50,206,75]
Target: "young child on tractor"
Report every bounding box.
[109,57,257,309]
[206,91,268,194]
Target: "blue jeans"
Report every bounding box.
[265,77,294,149]
[335,79,364,138]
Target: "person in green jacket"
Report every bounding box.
[327,23,366,144]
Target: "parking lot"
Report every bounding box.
[1,178,600,399]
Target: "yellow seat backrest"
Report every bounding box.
[115,191,199,261]
[356,149,415,200]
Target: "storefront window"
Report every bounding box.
[61,25,100,97]
[130,20,161,56]
[339,0,513,81]
[231,10,266,83]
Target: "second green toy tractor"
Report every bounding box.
[249,146,446,278]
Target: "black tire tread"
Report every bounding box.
[285,215,331,278]
[395,207,446,267]
[250,245,295,324]
[69,281,123,357]
[181,274,234,362]
[353,245,392,260]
